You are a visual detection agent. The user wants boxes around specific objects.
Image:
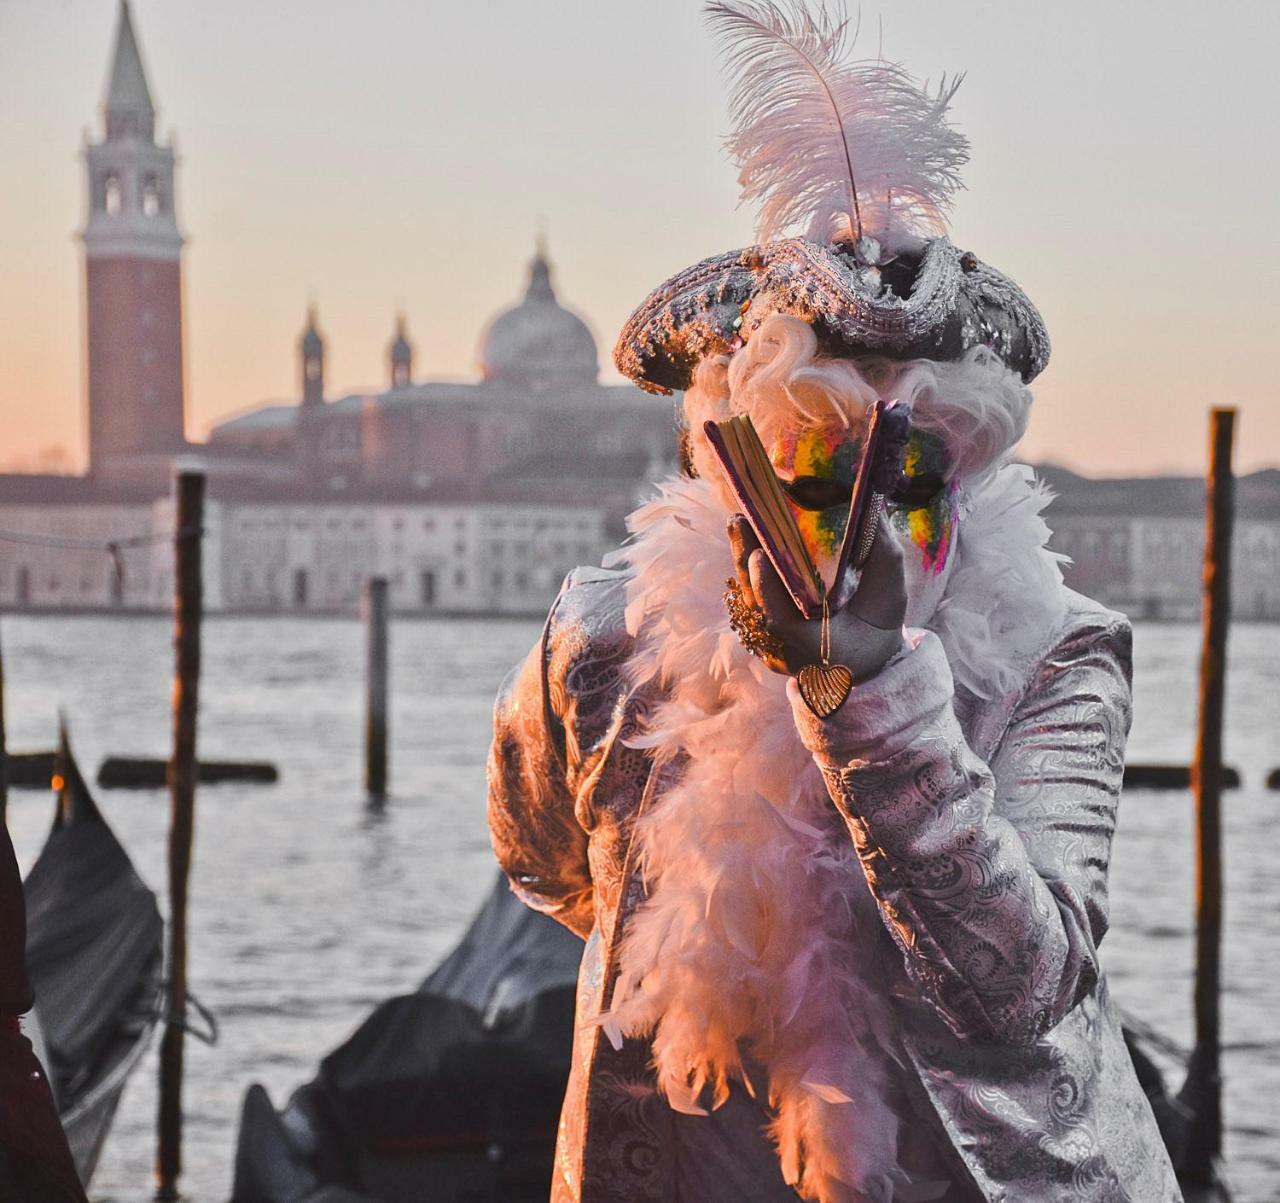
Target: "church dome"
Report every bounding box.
[479,249,598,389]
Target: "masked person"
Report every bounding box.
[487,3,1180,1200]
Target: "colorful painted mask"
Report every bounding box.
[770,418,960,624]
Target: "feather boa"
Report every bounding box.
[597,462,1065,1203]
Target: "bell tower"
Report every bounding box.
[388,314,413,389]
[82,1,186,475]
[300,307,325,406]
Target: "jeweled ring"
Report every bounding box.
[724,577,786,661]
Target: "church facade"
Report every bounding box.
[208,248,676,529]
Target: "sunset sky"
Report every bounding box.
[1,0,1276,475]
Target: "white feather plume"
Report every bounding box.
[707,0,969,251]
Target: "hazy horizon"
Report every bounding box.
[1,0,1277,477]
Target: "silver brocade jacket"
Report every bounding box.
[487,566,1182,1203]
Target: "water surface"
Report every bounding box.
[3,615,1276,1201]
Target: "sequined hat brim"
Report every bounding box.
[613,236,1049,395]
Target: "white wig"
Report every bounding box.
[681,313,1032,483]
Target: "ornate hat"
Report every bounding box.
[614,2,1050,395]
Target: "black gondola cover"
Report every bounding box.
[23,728,163,1183]
[232,874,584,1203]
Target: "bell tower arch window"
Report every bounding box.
[141,173,162,217]
[103,173,122,215]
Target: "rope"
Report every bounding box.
[1117,1007,1190,1065]
[0,524,203,595]
[0,523,202,552]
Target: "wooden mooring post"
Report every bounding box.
[156,471,204,1201]
[1183,408,1234,1188]
[0,620,8,828]
[364,576,389,802]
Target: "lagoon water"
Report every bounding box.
[3,613,1278,1202]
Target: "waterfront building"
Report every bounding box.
[209,484,606,615]
[0,481,172,611]
[0,475,604,617]
[1045,467,1280,621]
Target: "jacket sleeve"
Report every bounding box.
[486,593,595,940]
[789,617,1132,1047]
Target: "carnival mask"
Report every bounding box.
[770,419,960,626]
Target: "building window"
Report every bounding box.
[420,569,437,608]
[141,173,162,217]
[293,569,308,608]
[491,569,504,589]
[454,568,466,589]
[103,173,121,215]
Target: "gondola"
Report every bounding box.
[22,723,165,1185]
[230,871,582,1203]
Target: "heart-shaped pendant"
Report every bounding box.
[797,662,854,719]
